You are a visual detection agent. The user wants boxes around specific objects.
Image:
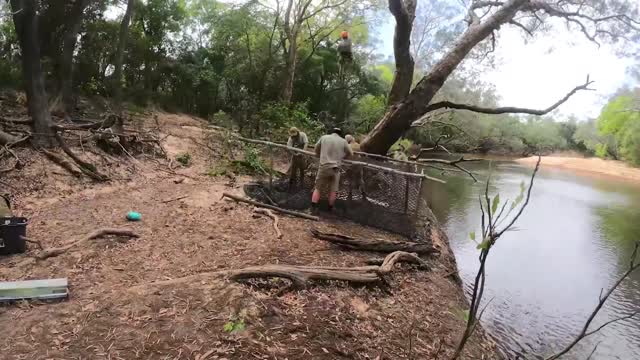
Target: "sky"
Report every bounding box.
[377,17,637,120]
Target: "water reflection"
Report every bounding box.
[425,160,640,359]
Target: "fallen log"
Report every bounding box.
[254,207,283,239]
[311,229,435,254]
[222,192,319,221]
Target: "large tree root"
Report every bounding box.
[311,229,436,254]
[130,251,428,291]
[229,251,427,288]
[54,132,109,181]
[17,228,139,267]
[41,148,83,177]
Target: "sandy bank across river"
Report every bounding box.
[516,156,640,182]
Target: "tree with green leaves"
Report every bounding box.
[361,0,640,154]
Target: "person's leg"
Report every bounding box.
[328,168,340,209]
[312,167,327,207]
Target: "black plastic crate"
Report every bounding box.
[0,217,27,255]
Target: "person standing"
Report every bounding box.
[345,135,366,201]
[312,128,353,211]
[286,127,308,189]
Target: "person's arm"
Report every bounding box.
[287,137,293,148]
[302,133,308,149]
[345,140,354,158]
[315,138,322,157]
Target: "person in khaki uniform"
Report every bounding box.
[286,127,308,189]
[345,135,366,201]
[312,128,353,211]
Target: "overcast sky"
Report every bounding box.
[377,18,637,120]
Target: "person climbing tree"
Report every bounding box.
[337,31,353,63]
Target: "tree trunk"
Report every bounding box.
[361,0,528,154]
[387,0,417,106]
[60,0,90,117]
[10,0,55,147]
[113,0,136,104]
[281,37,297,103]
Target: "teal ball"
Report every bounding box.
[126,211,141,221]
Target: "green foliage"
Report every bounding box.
[596,93,640,165]
[254,102,324,141]
[175,153,192,166]
[347,95,387,134]
[223,318,246,333]
[491,194,500,215]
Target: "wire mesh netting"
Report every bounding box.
[243,147,432,243]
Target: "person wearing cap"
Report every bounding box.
[312,128,353,211]
[286,127,309,189]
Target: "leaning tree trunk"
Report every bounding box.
[10,0,55,147]
[361,0,528,154]
[113,0,136,104]
[60,0,91,117]
[387,0,417,106]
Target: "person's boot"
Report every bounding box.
[310,202,319,215]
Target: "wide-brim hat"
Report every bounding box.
[288,127,300,136]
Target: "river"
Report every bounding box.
[423,159,640,359]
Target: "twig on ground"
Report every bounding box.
[162,195,189,203]
[254,207,283,239]
[222,192,319,221]
[17,228,139,266]
[53,131,109,181]
[21,236,43,250]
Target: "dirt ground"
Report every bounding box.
[517,155,640,182]
[0,112,497,359]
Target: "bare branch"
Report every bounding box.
[417,156,481,182]
[426,76,595,116]
[509,19,533,35]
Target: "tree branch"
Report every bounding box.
[426,76,595,115]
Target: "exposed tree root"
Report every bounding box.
[229,251,426,288]
[311,229,435,254]
[254,207,282,239]
[54,131,109,181]
[130,251,429,291]
[0,129,21,145]
[17,228,139,267]
[41,148,83,177]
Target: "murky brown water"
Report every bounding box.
[424,160,640,359]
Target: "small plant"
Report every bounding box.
[223,317,246,333]
[175,153,192,167]
[205,164,228,177]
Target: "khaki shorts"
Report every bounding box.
[315,166,341,193]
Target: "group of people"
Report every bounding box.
[286,126,361,212]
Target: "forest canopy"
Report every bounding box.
[0,0,638,160]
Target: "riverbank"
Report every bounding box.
[0,110,497,358]
[516,155,640,182]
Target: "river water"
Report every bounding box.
[423,160,640,359]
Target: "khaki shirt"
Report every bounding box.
[287,132,308,149]
[315,133,353,169]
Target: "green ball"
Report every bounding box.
[126,211,141,221]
